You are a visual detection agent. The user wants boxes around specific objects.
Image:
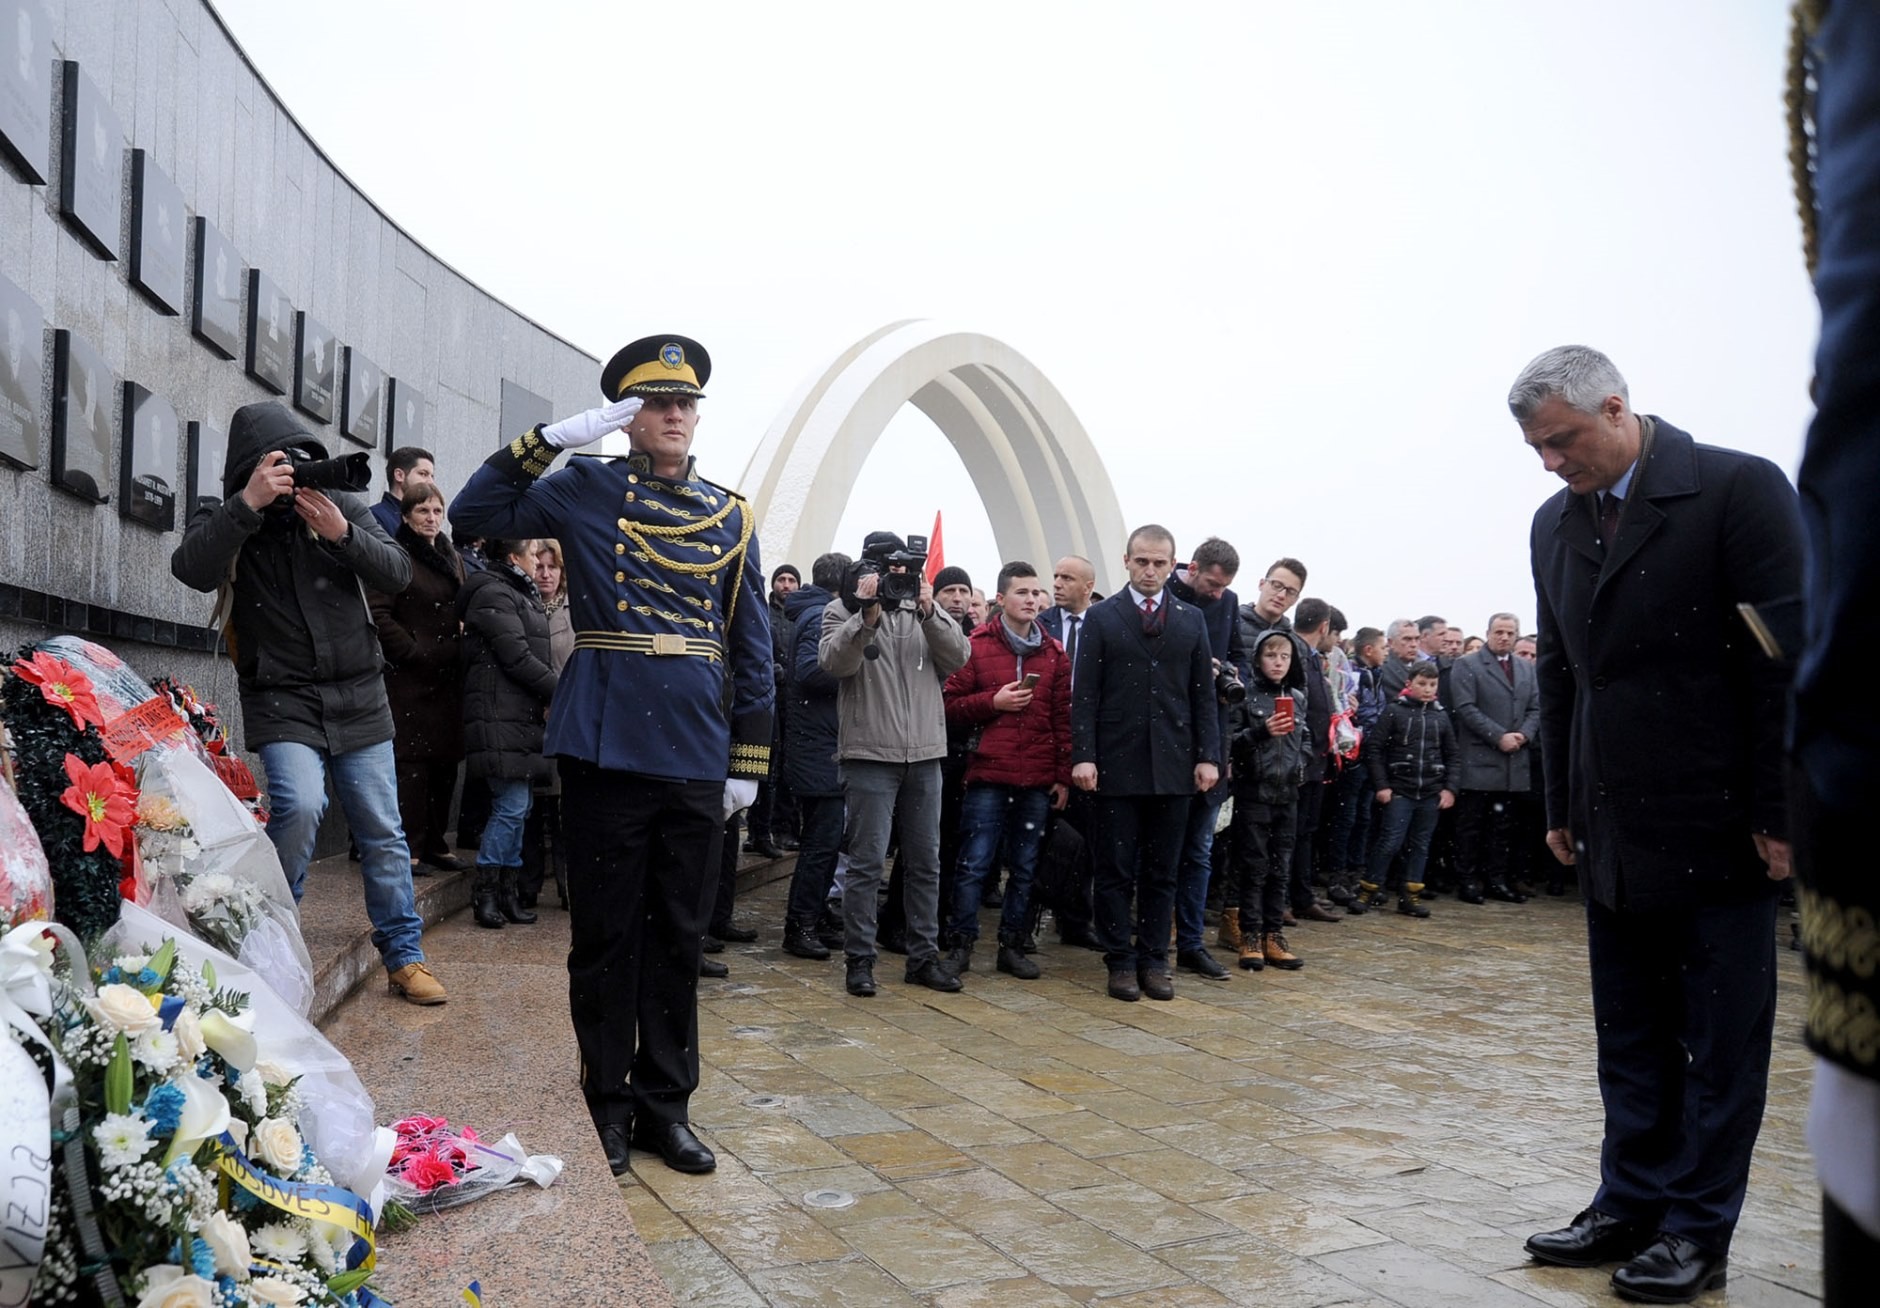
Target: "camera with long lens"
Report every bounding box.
[286,448,373,493]
[846,532,930,612]
[1215,665,1247,704]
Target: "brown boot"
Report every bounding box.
[1238,936,1265,971]
[1217,911,1243,951]
[387,961,448,1005]
[1262,931,1305,971]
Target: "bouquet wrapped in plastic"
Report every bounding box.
[0,771,54,927]
[384,1113,562,1214]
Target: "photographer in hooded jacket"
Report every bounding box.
[171,400,445,1006]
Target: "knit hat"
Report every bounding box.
[932,566,972,593]
[771,563,801,585]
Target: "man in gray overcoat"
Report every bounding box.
[1448,612,1540,904]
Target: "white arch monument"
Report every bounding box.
[738,321,1126,594]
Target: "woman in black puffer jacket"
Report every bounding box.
[456,539,558,929]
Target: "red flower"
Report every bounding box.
[400,1151,460,1193]
[58,753,138,859]
[13,652,104,732]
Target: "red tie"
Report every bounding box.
[1501,655,1514,684]
[1139,596,1160,634]
[1600,493,1623,547]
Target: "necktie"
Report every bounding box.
[1600,492,1623,547]
[1140,597,1159,634]
[1065,615,1080,672]
[1500,655,1514,684]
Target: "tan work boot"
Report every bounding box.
[388,961,447,1005]
[1217,911,1243,951]
[1238,935,1264,971]
[1262,932,1305,971]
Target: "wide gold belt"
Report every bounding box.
[572,630,722,661]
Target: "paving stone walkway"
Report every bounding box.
[622,879,1821,1307]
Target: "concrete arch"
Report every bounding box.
[739,321,1126,594]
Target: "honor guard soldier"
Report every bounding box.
[451,335,772,1177]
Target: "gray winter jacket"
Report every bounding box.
[818,598,971,764]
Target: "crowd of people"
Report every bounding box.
[738,534,1558,1001]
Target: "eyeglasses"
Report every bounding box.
[1262,578,1300,599]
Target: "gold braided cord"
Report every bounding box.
[721,500,754,639]
[1788,0,1826,279]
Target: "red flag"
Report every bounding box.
[924,511,945,583]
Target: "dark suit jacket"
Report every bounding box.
[1070,590,1220,796]
[1449,646,1540,793]
[1530,418,1802,913]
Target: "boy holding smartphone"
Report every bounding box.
[1227,630,1314,970]
[941,560,1074,978]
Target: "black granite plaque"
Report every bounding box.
[119,382,177,530]
[245,269,291,394]
[294,313,335,424]
[58,61,121,259]
[129,150,185,314]
[186,419,226,521]
[51,328,110,503]
[386,377,423,452]
[499,380,551,449]
[0,268,41,470]
[192,217,242,359]
[341,346,381,448]
[0,0,51,183]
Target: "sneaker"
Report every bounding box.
[996,944,1041,980]
[387,961,447,1005]
[905,958,963,992]
[845,955,877,997]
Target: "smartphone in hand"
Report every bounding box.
[1021,672,1041,690]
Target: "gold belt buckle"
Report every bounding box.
[650,633,687,656]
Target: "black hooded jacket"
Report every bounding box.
[171,402,411,754]
[1228,630,1313,804]
[457,560,558,780]
[783,584,840,796]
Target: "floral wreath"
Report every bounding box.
[3,648,139,943]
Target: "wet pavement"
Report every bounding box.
[629,877,1820,1307]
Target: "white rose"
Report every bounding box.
[254,1060,295,1088]
[171,1007,206,1060]
[247,1276,306,1306]
[253,1117,303,1174]
[133,1266,214,1308]
[88,983,161,1036]
[197,1211,251,1281]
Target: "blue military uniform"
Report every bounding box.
[450,335,771,1163]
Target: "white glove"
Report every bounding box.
[723,778,758,820]
[541,396,643,450]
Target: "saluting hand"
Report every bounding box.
[541,395,644,450]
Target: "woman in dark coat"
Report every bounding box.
[457,538,558,928]
[518,538,573,910]
[367,483,466,875]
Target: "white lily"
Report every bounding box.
[165,1072,233,1165]
[197,1009,256,1072]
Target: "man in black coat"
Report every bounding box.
[779,553,848,958]
[1514,346,1802,1303]
[1070,525,1220,1003]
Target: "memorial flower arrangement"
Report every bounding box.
[3,649,138,941]
[150,676,266,822]
[3,919,388,1307]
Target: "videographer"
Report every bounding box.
[819,531,971,996]
[171,401,444,1006]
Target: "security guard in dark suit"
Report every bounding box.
[451,335,772,1177]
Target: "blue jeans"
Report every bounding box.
[1365,791,1442,891]
[950,783,1051,945]
[257,739,425,972]
[1174,787,1227,951]
[478,777,533,866]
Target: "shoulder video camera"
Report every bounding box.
[846,532,929,611]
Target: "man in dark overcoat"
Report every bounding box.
[1070,524,1220,1003]
[1514,345,1802,1303]
[1447,611,1539,904]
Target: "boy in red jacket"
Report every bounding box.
[941,560,1073,978]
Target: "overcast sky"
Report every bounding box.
[214,0,1815,634]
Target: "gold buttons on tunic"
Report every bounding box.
[625,492,636,502]
[628,474,639,484]
[615,543,625,555]
[617,517,628,530]
[709,575,719,586]
[703,599,713,610]
[711,544,722,555]
[616,600,628,612]
[615,571,625,582]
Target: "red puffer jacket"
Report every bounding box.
[943,620,1072,789]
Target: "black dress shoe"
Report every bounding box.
[598,1122,632,1177]
[1176,947,1228,980]
[701,934,725,954]
[1611,1235,1727,1303]
[630,1121,716,1174]
[1486,881,1530,904]
[1138,969,1175,1001]
[905,958,963,992]
[1107,969,1141,1002]
[1457,883,1486,905]
[1526,1209,1656,1269]
[1297,901,1343,923]
[714,922,759,943]
[422,853,469,873]
[699,956,729,978]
